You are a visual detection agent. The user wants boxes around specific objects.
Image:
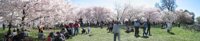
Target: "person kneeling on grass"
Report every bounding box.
[112,21,120,41]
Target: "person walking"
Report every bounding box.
[166,21,174,35]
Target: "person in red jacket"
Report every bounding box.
[74,21,80,35]
[69,23,74,36]
[65,24,69,29]
[47,32,54,41]
[65,24,72,36]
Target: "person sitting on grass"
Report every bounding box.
[12,33,21,41]
[55,32,65,41]
[60,28,67,35]
[11,29,17,37]
[23,29,29,37]
[38,30,45,41]
[47,32,55,41]
[112,21,121,41]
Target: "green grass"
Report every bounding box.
[1,26,200,41]
[67,27,200,41]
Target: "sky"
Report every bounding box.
[70,0,200,18]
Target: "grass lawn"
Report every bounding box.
[1,26,200,41]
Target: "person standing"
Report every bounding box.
[87,22,91,34]
[3,23,5,30]
[100,21,104,29]
[147,19,152,36]
[107,22,113,33]
[74,21,80,35]
[161,22,167,29]
[67,23,72,36]
[125,20,131,33]
[134,19,141,37]
[143,22,148,37]
[112,21,120,41]
[70,23,75,36]
[65,24,71,35]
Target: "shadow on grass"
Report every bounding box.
[0,29,7,41]
[142,36,149,39]
[168,32,176,35]
[0,32,5,41]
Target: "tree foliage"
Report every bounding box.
[156,0,177,11]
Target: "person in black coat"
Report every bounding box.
[147,19,152,36]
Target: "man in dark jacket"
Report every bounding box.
[134,19,141,37]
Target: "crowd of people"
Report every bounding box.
[37,20,93,41]
[107,18,173,41]
[2,18,175,41]
[3,28,30,41]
